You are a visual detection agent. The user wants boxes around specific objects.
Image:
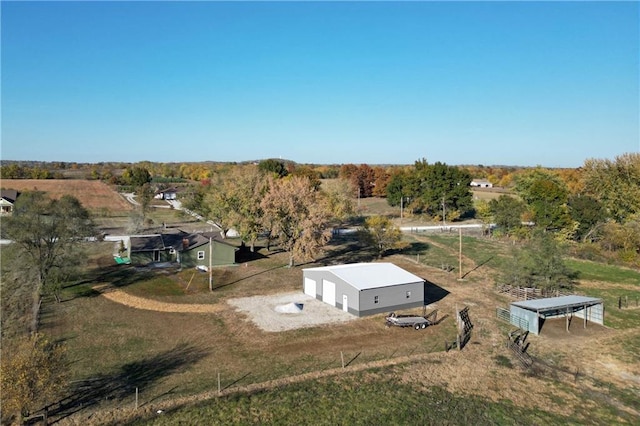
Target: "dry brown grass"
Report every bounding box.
[1,179,132,212]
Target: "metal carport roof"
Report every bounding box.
[512,295,602,312]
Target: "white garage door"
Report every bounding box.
[304,278,316,297]
[322,279,336,306]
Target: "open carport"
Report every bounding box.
[510,295,604,335]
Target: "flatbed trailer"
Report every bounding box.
[385,310,438,330]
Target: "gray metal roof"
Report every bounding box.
[512,295,603,312]
[303,262,424,291]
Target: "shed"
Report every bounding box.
[509,295,604,335]
[302,262,425,317]
[470,179,493,188]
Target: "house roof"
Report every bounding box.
[130,235,165,252]
[303,262,424,291]
[1,189,18,204]
[512,295,602,312]
[129,230,239,253]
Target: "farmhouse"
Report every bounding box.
[470,179,493,188]
[0,189,19,215]
[302,262,425,317]
[509,295,604,335]
[126,230,238,267]
[154,187,179,200]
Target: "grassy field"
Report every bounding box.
[14,192,640,424]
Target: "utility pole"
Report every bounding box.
[459,227,462,280]
[442,195,446,226]
[400,196,403,222]
[209,236,213,292]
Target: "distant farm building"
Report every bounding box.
[470,179,493,188]
[509,296,604,335]
[302,263,425,317]
[0,189,19,215]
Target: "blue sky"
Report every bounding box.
[2,1,638,167]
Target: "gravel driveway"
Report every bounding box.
[227,292,357,332]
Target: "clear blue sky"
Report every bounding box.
[2,1,639,167]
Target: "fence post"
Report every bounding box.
[456,334,461,351]
[218,372,221,395]
[341,351,345,369]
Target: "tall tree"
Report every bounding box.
[221,166,270,251]
[489,195,526,236]
[515,168,572,232]
[359,215,402,258]
[260,176,332,267]
[499,232,578,291]
[386,160,473,220]
[582,153,640,223]
[4,192,95,304]
[568,194,607,242]
[258,159,289,178]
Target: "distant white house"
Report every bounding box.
[470,179,493,188]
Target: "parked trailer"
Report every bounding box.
[385,310,438,330]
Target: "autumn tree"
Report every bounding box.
[320,179,356,226]
[4,192,95,304]
[359,215,402,258]
[582,153,640,223]
[205,166,270,250]
[261,176,332,267]
[0,333,67,424]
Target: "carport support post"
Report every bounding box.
[566,307,570,333]
[584,305,587,329]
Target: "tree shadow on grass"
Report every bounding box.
[402,241,431,256]
[43,342,209,424]
[63,265,156,300]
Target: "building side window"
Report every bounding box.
[197,251,205,260]
[406,291,411,299]
[374,295,379,304]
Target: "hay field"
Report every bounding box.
[1,179,132,212]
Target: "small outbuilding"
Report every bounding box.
[302,262,425,317]
[509,295,604,335]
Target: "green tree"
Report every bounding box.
[359,215,402,258]
[258,159,289,178]
[0,333,67,423]
[260,176,332,267]
[568,194,607,242]
[515,168,571,232]
[499,232,578,291]
[4,192,95,304]
[489,195,526,236]
[122,166,152,188]
[386,160,473,220]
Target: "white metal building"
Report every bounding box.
[302,263,425,317]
